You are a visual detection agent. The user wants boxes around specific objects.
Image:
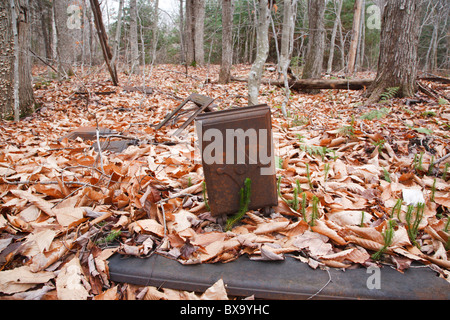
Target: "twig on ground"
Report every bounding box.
[307,268,332,300]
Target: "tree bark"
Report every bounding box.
[0,0,34,120]
[302,0,326,84]
[129,0,140,74]
[37,0,51,62]
[218,0,234,84]
[193,0,205,66]
[248,0,270,106]
[185,0,195,66]
[53,0,77,76]
[366,0,421,103]
[151,0,159,64]
[89,0,118,86]
[279,0,298,117]
[348,0,363,75]
[111,0,124,67]
[327,0,343,74]
[185,0,204,66]
[234,77,373,91]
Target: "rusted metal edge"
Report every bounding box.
[108,254,450,300]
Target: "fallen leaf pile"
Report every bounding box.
[0,64,449,300]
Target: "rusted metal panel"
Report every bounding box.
[58,126,138,153]
[108,254,450,300]
[58,126,116,142]
[155,93,217,132]
[195,104,278,216]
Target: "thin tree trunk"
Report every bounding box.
[302,0,326,91]
[179,0,185,64]
[366,0,421,103]
[11,0,20,121]
[280,0,298,117]
[327,0,343,74]
[185,0,195,65]
[219,0,234,84]
[425,18,439,72]
[193,0,205,65]
[37,0,51,62]
[129,0,139,74]
[53,0,75,76]
[248,0,270,106]
[151,0,159,64]
[90,0,118,85]
[0,0,34,120]
[357,0,365,71]
[348,0,363,74]
[111,0,124,67]
[338,11,345,70]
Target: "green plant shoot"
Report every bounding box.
[226,178,252,231]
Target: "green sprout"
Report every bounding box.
[301,192,307,222]
[309,196,320,227]
[391,198,402,219]
[305,163,313,189]
[96,230,122,246]
[431,178,437,202]
[372,220,395,260]
[226,178,252,231]
[405,203,425,248]
[360,211,365,227]
[382,167,391,183]
[428,156,435,175]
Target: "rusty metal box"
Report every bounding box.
[195,104,278,216]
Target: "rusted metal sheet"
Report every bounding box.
[155,93,217,133]
[108,254,450,300]
[92,139,139,153]
[195,104,278,216]
[58,126,138,153]
[58,126,116,142]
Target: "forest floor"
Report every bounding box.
[0,64,449,300]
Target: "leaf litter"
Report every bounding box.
[0,65,449,299]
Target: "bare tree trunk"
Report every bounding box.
[185,0,195,66]
[0,0,34,120]
[366,0,421,103]
[348,0,363,74]
[129,0,140,74]
[327,0,343,74]
[111,0,124,67]
[425,17,439,72]
[53,0,76,76]
[279,0,298,117]
[37,0,51,62]
[302,0,326,89]
[193,0,205,65]
[151,0,159,64]
[248,0,270,106]
[179,0,185,64]
[219,0,234,84]
[90,0,118,85]
[357,0,365,71]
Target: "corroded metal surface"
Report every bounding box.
[195,104,278,216]
[108,254,450,300]
[155,93,217,131]
[58,126,116,142]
